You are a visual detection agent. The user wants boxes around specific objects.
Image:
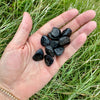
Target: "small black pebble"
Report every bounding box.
[59,36,70,46]
[41,35,50,46]
[51,27,61,38]
[50,40,59,48]
[44,55,54,66]
[62,28,72,37]
[54,47,64,56]
[33,49,44,61]
[48,33,59,40]
[45,46,54,57]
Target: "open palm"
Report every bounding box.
[0,9,96,100]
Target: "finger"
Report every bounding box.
[9,12,32,48]
[61,10,96,33]
[32,9,79,36]
[71,21,97,41]
[57,33,87,66]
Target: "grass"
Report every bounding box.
[0,0,100,100]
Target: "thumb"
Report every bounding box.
[9,12,32,48]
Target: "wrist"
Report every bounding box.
[0,83,20,100]
[0,82,11,100]
[0,93,10,100]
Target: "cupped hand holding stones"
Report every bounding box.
[0,9,96,100]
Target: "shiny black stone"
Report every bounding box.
[48,33,59,40]
[59,36,70,46]
[50,27,61,38]
[41,35,50,46]
[54,47,64,56]
[50,40,59,49]
[45,46,54,57]
[33,49,44,61]
[62,28,72,37]
[44,55,54,66]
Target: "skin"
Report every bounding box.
[0,9,97,100]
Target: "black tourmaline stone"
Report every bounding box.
[50,40,59,49]
[44,55,54,66]
[50,27,61,38]
[33,27,71,65]
[45,46,54,57]
[41,35,50,46]
[33,49,44,61]
[48,33,59,40]
[62,28,72,37]
[59,36,70,46]
[54,47,64,56]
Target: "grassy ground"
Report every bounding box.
[0,0,100,100]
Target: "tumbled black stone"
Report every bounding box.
[50,27,61,38]
[33,49,44,61]
[45,46,54,57]
[41,35,50,46]
[59,36,70,46]
[54,47,64,56]
[62,28,72,37]
[44,55,54,66]
[50,40,59,49]
[48,33,59,40]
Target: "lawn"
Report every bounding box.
[0,0,100,100]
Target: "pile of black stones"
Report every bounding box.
[33,27,72,66]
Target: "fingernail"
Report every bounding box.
[22,12,26,22]
[23,12,25,17]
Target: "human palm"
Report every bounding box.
[0,9,96,100]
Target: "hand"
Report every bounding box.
[0,9,96,100]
